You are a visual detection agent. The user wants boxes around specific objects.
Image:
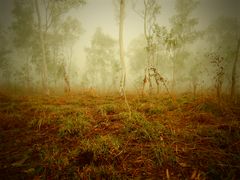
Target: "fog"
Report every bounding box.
[0,0,239,99]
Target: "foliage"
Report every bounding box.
[170,0,200,47]
[205,17,240,98]
[206,17,239,52]
[47,16,84,88]
[0,27,11,77]
[153,0,201,91]
[11,0,35,49]
[48,0,86,22]
[205,17,240,67]
[128,35,147,75]
[208,52,225,100]
[83,28,120,89]
[6,0,86,92]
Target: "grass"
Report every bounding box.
[98,103,119,116]
[80,135,122,161]
[58,112,91,137]
[151,142,176,166]
[121,111,167,141]
[0,92,239,179]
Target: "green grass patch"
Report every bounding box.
[58,112,91,137]
[78,165,122,179]
[98,103,120,116]
[151,142,176,166]
[28,117,52,129]
[121,111,165,141]
[196,101,222,116]
[79,135,122,161]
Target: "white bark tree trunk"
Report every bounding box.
[119,0,126,95]
[119,0,131,116]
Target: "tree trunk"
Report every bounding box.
[119,0,126,96]
[26,55,30,91]
[231,38,240,100]
[66,45,73,92]
[63,65,70,93]
[193,82,197,97]
[172,59,176,92]
[34,0,49,95]
[148,66,153,93]
[143,0,153,94]
[119,0,131,116]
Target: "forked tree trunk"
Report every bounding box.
[34,0,49,95]
[143,0,153,94]
[231,38,240,100]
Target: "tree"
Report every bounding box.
[187,51,208,97]
[0,26,11,87]
[11,0,35,91]
[51,16,83,93]
[168,0,200,92]
[119,0,131,116]
[34,0,49,95]
[232,38,240,100]
[83,28,119,90]
[206,17,240,101]
[128,35,147,86]
[33,0,86,95]
[133,0,161,93]
[119,0,126,95]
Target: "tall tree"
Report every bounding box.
[119,0,131,116]
[128,35,147,85]
[133,0,161,93]
[33,0,86,95]
[206,17,240,100]
[10,0,35,90]
[231,38,240,100]
[168,0,200,92]
[0,25,11,87]
[54,16,83,93]
[119,0,126,95]
[34,0,49,94]
[83,28,119,90]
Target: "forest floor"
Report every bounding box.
[0,91,240,179]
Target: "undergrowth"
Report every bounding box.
[0,93,239,179]
[58,112,91,137]
[121,111,166,141]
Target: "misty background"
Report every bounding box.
[0,0,239,98]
